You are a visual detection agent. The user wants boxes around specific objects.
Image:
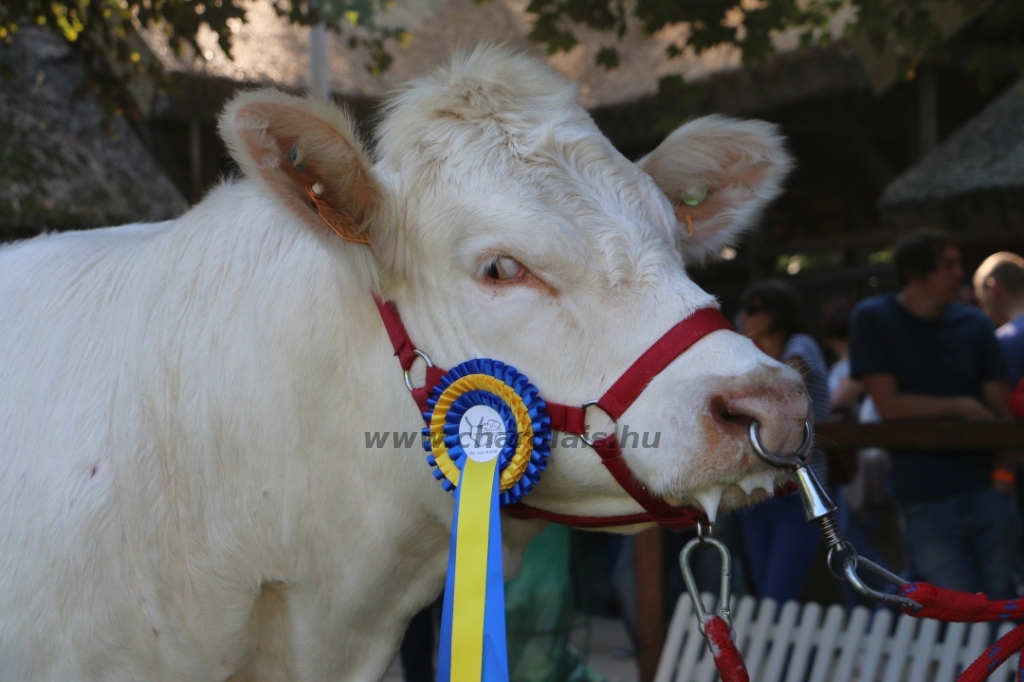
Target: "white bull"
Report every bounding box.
[0,46,810,681]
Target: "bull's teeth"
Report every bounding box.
[738,472,775,496]
[694,486,725,524]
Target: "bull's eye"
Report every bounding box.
[484,256,522,281]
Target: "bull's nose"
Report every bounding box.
[707,378,811,455]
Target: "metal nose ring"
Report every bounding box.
[749,419,833,522]
[748,420,813,469]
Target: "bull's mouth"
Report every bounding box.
[668,419,812,523]
[668,468,784,524]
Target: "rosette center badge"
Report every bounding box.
[460,406,506,462]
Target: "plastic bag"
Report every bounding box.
[505,526,608,682]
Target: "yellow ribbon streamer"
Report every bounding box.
[450,455,499,680]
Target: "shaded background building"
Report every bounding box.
[3,0,1021,322]
[880,80,1024,264]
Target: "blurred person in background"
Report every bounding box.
[736,280,831,603]
[822,300,897,607]
[973,253,1024,589]
[850,229,1016,598]
[821,298,863,422]
[974,253,1024,387]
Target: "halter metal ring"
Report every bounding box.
[749,420,814,469]
[403,349,434,392]
[580,400,614,448]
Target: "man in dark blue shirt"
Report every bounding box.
[850,229,1016,598]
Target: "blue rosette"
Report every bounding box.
[421,358,551,506]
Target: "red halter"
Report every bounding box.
[374,295,733,530]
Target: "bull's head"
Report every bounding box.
[220,46,810,528]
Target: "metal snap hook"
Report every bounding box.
[841,553,921,611]
[749,420,814,469]
[747,419,922,612]
[403,350,434,392]
[680,534,733,635]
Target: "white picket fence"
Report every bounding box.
[655,593,1020,682]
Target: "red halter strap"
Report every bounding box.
[373,295,734,530]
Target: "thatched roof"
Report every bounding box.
[146,0,866,117]
[882,81,1024,205]
[0,30,188,240]
[879,80,1024,241]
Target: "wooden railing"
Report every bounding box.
[633,421,1024,682]
[816,421,1024,450]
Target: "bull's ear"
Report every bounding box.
[219,89,381,246]
[637,115,793,264]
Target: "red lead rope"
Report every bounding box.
[703,616,749,682]
[697,583,1024,682]
[897,583,1024,682]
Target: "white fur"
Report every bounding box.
[0,45,808,681]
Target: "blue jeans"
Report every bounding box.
[902,487,1019,599]
[739,494,821,604]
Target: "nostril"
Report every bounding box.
[709,395,754,430]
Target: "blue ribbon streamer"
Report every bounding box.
[436,456,509,682]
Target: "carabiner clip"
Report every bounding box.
[679,533,733,635]
[828,543,921,612]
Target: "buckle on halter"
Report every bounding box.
[680,526,733,636]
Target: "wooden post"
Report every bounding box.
[309,22,330,102]
[189,118,202,204]
[917,64,938,159]
[635,527,665,682]
[815,421,1024,450]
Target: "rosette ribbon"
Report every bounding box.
[422,359,551,682]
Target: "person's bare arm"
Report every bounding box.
[983,379,1011,420]
[861,374,996,421]
[831,377,863,414]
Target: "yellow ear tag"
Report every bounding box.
[305,185,370,245]
[674,208,696,237]
[674,185,706,237]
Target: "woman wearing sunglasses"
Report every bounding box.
[736,279,832,604]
